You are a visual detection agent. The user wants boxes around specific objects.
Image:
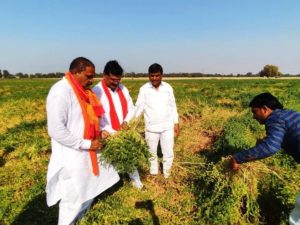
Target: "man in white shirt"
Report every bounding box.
[93,60,143,189]
[46,57,120,225]
[135,63,179,178]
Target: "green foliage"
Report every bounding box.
[259,64,280,77]
[222,118,256,152]
[2,78,300,224]
[195,110,300,224]
[0,120,49,156]
[100,129,151,173]
[194,159,260,225]
[212,114,264,157]
[179,98,204,121]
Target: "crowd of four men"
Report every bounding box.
[46,57,300,225]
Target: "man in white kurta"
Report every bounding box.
[46,57,120,225]
[93,60,143,189]
[135,63,179,178]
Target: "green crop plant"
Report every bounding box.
[193,159,262,225]
[2,78,300,224]
[100,118,151,173]
[195,110,300,224]
[211,113,264,157]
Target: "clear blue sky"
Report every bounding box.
[0,0,299,75]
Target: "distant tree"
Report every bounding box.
[3,70,10,78]
[35,73,43,78]
[15,72,24,78]
[259,64,281,77]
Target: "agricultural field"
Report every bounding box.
[1,78,300,225]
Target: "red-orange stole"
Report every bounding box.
[65,72,104,176]
[101,80,128,131]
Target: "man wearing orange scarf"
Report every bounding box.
[46,57,120,225]
[93,60,143,189]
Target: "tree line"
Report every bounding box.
[1,65,299,79]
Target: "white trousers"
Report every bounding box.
[58,169,94,225]
[145,129,174,177]
[128,169,141,181]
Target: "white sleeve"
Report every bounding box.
[100,115,116,134]
[134,87,145,118]
[46,91,91,150]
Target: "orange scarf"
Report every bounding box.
[101,80,128,131]
[65,72,104,176]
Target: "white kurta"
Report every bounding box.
[92,82,142,186]
[46,78,120,207]
[92,82,135,133]
[135,81,179,132]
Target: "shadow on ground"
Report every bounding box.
[11,193,58,225]
[11,179,124,225]
[128,200,160,225]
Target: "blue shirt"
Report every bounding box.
[234,109,300,163]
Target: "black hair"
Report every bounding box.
[103,60,123,77]
[148,63,163,74]
[69,57,94,74]
[249,92,283,110]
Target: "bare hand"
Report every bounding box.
[101,130,111,140]
[90,139,102,151]
[228,156,239,171]
[121,121,129,130]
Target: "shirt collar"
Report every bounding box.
[148,81,164,89]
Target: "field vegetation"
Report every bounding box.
[1,78,300,225]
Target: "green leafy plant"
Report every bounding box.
[100,119,151,173]
[194,158,261,225]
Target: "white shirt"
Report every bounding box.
[46,78,119,206]
[93,82,135,134]
[135,81,179,132]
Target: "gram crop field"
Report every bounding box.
[1,78,300,225]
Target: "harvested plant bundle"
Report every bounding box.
[194,158,272,225]
[100,119,151,173]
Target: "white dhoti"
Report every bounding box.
[47,157,120,225]
[58,168,94,225]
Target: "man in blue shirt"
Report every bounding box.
[230,92,300,166]
[229,92,300,224]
